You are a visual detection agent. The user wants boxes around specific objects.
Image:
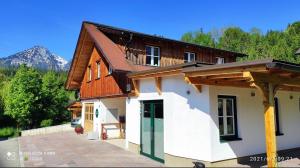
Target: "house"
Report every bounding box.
[67,101,82,120]
[65,21,244,134]
[65,21,300,167]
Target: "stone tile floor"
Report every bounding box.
[16,131,300,167]
[19,131,163,167]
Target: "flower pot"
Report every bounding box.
[75,126,83,134]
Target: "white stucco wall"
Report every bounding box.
[81,98,126,136]
[209,86,300,162]
[126,75,300,163]
[126,75,212,161]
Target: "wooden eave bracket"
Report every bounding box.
[184,76,202,93]
[155,77,162,95]
[131,79,140,96]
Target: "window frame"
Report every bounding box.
[96,61,101,79]
[85,104,94,121]
[218,95,241,141]
[87,65,92,82]
[145,45,160,66]
[274,97,283,136]
[184,52,196,63]
[216,57,225,64]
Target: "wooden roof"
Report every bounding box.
[128,59,300,92]
[128,61,211,79]
[183,59,300,92]
[67,101,82,111]
[65,23,152,90]
[86,21,247,57]
[66,21,248,90]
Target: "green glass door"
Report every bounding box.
[141,100,164,163]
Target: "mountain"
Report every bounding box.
[0,46,69,71]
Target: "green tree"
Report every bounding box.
[181,21,300,64]
[181,29,215,47]
[218,27,250,54]
[4,65,42,129]
[41,71,70,124]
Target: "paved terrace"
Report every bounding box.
[14,131,300,167]
[19,131,163,167]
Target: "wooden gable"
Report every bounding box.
[80,47,128,99]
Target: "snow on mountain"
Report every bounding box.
[0,46,69,71]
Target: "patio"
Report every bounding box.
[18,131,163,167]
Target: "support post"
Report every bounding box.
[264,83,277,167]
[244,72,278,167]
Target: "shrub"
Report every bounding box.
[0,127,15,138]
[40,119,53,127]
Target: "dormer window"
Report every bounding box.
[146,46,160,66]
[216,57,225,64]
[184,52,196,63]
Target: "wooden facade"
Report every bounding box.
[80,47,128,99]
[67,22,245,100]
[105,33,237,66]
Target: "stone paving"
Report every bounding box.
[19,131,163,167]
[17,131,300,167]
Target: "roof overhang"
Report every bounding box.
[65,23,134,90]
[128,62,212,79]
[85,21,247,57]
[67,101,82,111]
[183,59,300,92]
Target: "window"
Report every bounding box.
[87,65,92,82]
[184,52,196,63]
[274,97,283,136]
[108,65,113,75]
[96,61,101,79]
[216,57,225,64]
[218,95,240,141]
[146,46,160,66]
[84,104,94,121]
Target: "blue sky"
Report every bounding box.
[0,0,299,60]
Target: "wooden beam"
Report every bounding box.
[264,83,278,168]
[245,71,278,167]
[131,69,181,79]
[206,73,243,80]
[132,79,140,96]
[155,77,162,95]
[184,76,202,92]
[187,77,252,88]
[193,84,202,92]
[244,71,300,86]
[186,66,266,77]
[184,76,192,84]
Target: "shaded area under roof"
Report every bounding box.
[183,58,300,74]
